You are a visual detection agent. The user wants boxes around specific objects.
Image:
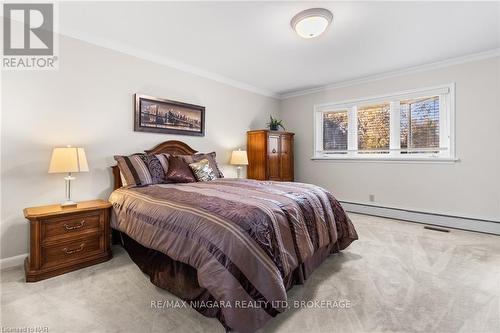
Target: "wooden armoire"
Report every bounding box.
[247,130,294,181]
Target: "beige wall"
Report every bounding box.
[280,57,500,222]
[1,35,279,259]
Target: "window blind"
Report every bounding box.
[323,111,348,151]
[357,103,390,152]
[401,96,439,152]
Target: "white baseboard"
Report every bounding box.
[341,201,500,235]
[0,253,27,270]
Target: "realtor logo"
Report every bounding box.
[2,3,58,70]
[3,3,53,55]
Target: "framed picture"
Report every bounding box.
[134,94,205,136]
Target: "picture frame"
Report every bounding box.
[134,94,205,136]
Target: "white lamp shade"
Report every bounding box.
[230,150,248,165]
[48,147,89,173]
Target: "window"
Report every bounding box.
[323,111,348,151]
[400,96,439,152]
[357,103,390,152]
[313,84,455,161]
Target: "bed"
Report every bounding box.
[109,140,358,332]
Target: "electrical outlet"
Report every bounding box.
[369,194,375,202]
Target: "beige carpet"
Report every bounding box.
[1,213,499,333]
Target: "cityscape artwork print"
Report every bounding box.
[134,94,205,136]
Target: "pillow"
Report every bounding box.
[154,153,170,177]
[119,171,128,187]
[166,156,196,183]
[189,159,217,182]
[179,152,223,178]
[114,153,170,186]
[141,154,168,184]
[114,154,150,186]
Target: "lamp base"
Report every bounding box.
[62,173,77,207]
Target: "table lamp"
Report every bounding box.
[230,148,248,178]
[48,146,89,207]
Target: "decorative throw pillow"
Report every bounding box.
[179,152,223,178]
[114,153,170,186]
[189,159,217,182]
[140,154,166,184]
[114,154,151,186]
[153,153,170,177]
[166,156,196,183]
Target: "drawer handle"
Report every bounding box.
[62,243,85,255]
[64,220,85,231]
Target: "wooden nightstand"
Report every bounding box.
[23,200,113,282]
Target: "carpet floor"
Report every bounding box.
[1,213,499,333]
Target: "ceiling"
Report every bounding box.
[59,1,500,97]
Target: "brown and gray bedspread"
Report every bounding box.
[109,179,357,332]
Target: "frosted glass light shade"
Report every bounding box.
[291,8,333,39]
[230,150,248,165]
[48,147,89,173]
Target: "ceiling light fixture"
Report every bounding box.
[291,8,333,39]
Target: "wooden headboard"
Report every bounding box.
[112,140,198,190]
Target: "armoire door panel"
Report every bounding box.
[267,135,281,180]
[247,131,267,180]
[280,134,294,181]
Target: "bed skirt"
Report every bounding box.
[118,231,339,330]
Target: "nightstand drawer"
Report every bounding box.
[41,211,101,243]
[41,235,103,268]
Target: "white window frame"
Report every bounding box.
[313,83,456,162]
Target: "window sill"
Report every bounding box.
[311,156,459,163]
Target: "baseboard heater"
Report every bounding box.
[340,201,500,235]
[423,226,450,233]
